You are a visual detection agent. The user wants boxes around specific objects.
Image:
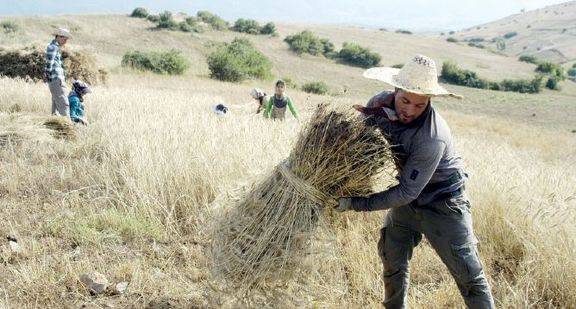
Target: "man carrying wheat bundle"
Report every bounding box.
[337,55,495,308]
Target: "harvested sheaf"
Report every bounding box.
[43,117,76,140]
[0,47,107,85]
[212,103,395,291]
[0,114,74,147]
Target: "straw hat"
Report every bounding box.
[53,28,72,38]
[363,54,462,99]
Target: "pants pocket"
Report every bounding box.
[451,240,483,280]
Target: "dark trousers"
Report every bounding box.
[379,193,495,309]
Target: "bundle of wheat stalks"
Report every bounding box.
[213,103,394,290]
[0,47,107,85]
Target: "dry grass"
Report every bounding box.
[0,73,574,308]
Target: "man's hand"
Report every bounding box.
[335,197,353,212]
[352,104,365,113]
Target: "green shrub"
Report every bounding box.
[260,22,277,35]
[396,29,412,34]
[301,81,329,95]
[545,76,561,90]
[519,55,539,64]
[568,68,576,77]
[0,20,19,33]
[446,37,458,43]
[130,7,149,18]
[197,11,229,30]
[337,42,381,68]
[392,64,404,69]
[441,61,542,93]
[157,11,178,30]
[536,62,566,80]
[449,31,455,35]
[503,31,518,39]
[468,42,485,49]
[207,38,272,82]
[121,50,189,75]
[183,17,203,33]
[468,37,485,42]
[500,76,543,93]
[320,38,337,58]
[232,18,261,34]
[147,15,159,23]
[284,30,333,57]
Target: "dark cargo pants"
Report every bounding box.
[378,193,495,309]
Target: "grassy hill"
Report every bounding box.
[1,14,575,129]
[450,1,576,64]
[0,12,575,308]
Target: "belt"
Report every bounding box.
[422,170,466,194]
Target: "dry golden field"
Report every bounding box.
[0,13,575,308]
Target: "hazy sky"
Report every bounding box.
[0,0,571,31]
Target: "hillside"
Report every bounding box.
[1,14,575,129]
[451,1,576,64]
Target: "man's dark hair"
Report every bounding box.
[276,80,285,87]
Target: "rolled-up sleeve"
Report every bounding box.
[352,140,446,211]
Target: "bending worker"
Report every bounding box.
[337,55,495,309]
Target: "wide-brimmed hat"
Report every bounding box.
[53,28,72,38]
[363,54,462,99]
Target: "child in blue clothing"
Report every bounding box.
[68,80,91,125]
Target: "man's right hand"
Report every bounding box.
[335,197,353,212]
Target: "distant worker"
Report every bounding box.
[336,55,495,308]
[212,103,229,116]
[250,88,270,116]
[45,28,72,117]
[264,80,298,120]
[68,80,91,125]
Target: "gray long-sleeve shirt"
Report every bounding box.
[351,91,466,211]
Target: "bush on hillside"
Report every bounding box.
[337,42,381,68]
[500,76,544,93]
[568,67,576,78]
[207,38,272,82]
[504,31,518,39]
[260,22,278,36]
[197,11,229,30]
[284,31,334,57]
[320,38,336,58]
[468,37,485,42]
[0,20,19,33]
[446,37,458,43]
[183,17,204,33]
[519,55,539,64]
[157,11,178,30]
[392,64,404,69]
[545,76,561,90]
[301,81,329,95]
[232,19,261,34]
[130,7,149,18]
[536,62,566,80]
[468,42,485,49]
[396,29,412,35]
[441,61,542,93]
[147,15,160,23]
[121,50,189,75]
